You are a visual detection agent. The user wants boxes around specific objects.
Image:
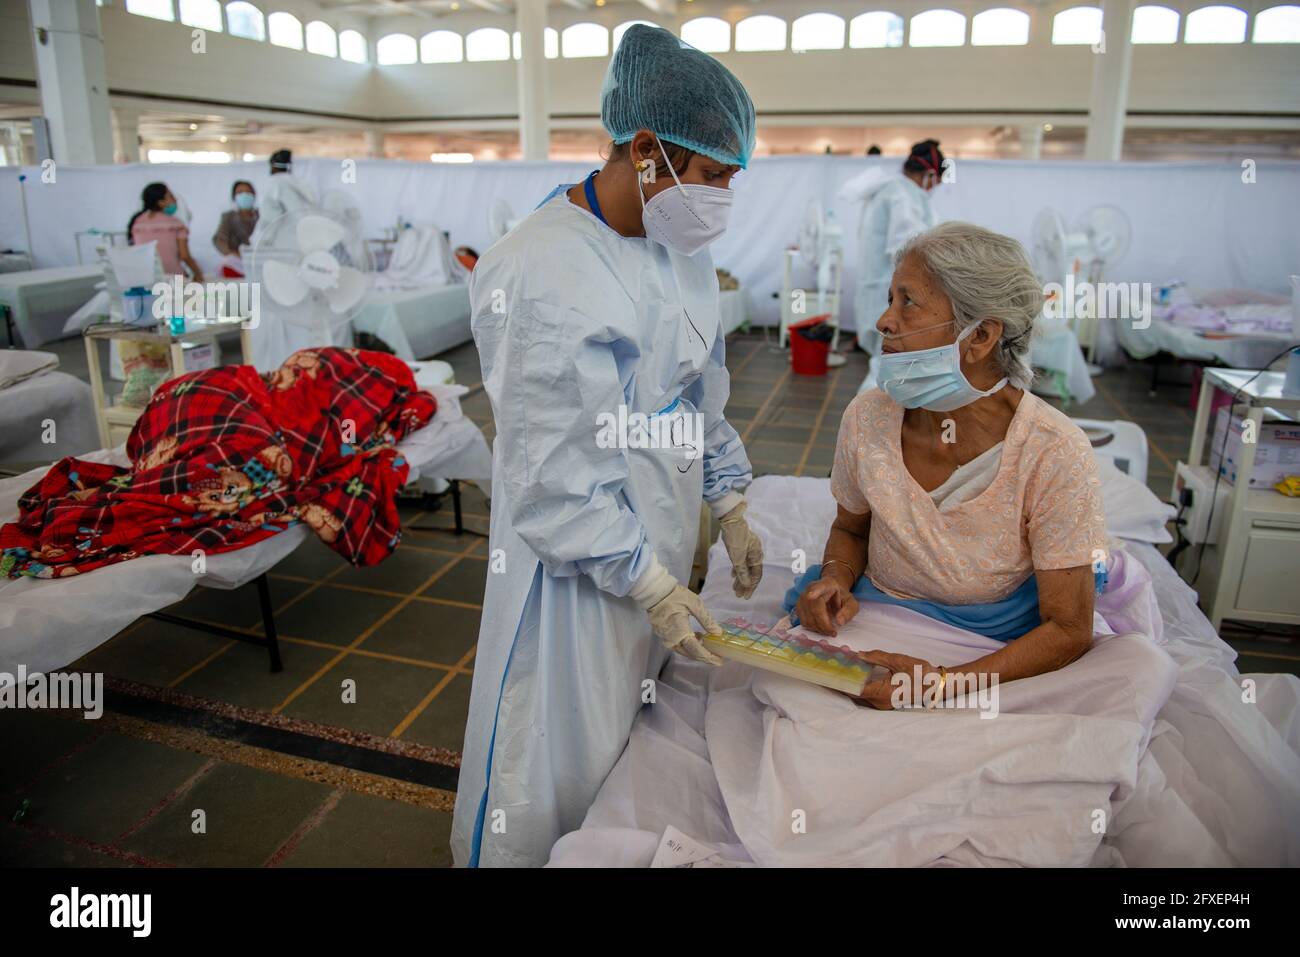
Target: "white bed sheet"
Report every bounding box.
[1118,314,1293,370]
[1031,324,1096,405]
[0,413,491,676]
[548,474,1300,867]
[719,288,747,336]
[352,284,472,361]
[0,265,103,347]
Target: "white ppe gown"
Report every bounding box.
[843,171,936,353]
[450,189,753,867]
[246,174,339,371]
[250,173,319,245]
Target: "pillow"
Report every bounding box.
[1097,459,1175,544]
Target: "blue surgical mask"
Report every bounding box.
[878,323,1007,412]
[234,192,256,210]
[162,203,178,215]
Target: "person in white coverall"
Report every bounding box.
[449,25,766,868]
[250,148,318,243]
[841,139,944,355]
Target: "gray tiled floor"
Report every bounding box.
[4,330,1297,868]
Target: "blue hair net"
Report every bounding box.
[601,24,757,169]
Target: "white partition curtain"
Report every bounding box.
[2,157,1297,329]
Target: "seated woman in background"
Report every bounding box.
[213,180,258,277]
[128,181,204,282]
[794,221,1107,709]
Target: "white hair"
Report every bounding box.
[896,221,1040,390]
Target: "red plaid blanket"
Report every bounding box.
[1,348,436,579]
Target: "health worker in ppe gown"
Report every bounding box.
[451,24,765,868]
[841,139,944,355]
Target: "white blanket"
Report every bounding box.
[706,617,1174,867]
[372,225,467,293]
[548,475,1300,867]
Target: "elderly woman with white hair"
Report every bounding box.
[794,221,1107,709]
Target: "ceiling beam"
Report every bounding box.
[635,0,678,15]
[367,0,436,19]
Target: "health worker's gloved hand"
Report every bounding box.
[629,557,724,665]
[717,500,763,600]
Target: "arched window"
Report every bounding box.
[268,12,303,50]
[179,0,222,31]
[910,9,966,46]
[613,21,657,49]
[681,16,731,52]
[1131,5,1180,43]
[1184,4,1247,42]
[305,21,337,56]
[849,12,905,48]
[1052,6,1103,44]
[421,29,463,63]
[561,23,609,58]
[377,33,418,65]
[512,28,559,59]
[971,8,1029,45]
[126,0,174,21]
[735,15,787,51]
[792,13,846,50]
[226,2,265,41]
[466,27,510,62]
[1252,4,1300,41]
[339,29,367,63]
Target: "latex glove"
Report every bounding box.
[629,557,724,665]
[718,500,764,599]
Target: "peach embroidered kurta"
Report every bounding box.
[830,389,1107,604]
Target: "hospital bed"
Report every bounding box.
[719,288,748,336]
[548,467,1300,867]
[1116,290,1296,394]
[0,351,99,463]
[352,283,472,361]
[351,224,474,362]
[0,382,492,679]
[0,264,103,348]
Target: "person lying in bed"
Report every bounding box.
[794,221,1107,710]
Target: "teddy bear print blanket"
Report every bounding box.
[1,348,436,579]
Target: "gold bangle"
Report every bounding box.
[928,666,948,710]
[820,558,859,583]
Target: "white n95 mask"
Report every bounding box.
[878,323,1007,412]
[639,139,732,257]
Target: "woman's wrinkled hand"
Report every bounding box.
[795,577,859,637]
[852,650,942,710]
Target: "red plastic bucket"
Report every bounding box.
[789,315,830,376]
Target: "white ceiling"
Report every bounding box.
[315,0,675,19]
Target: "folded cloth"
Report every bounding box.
[783,562,1109,642]
[0,350,59,390]
[1,347,436,579]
